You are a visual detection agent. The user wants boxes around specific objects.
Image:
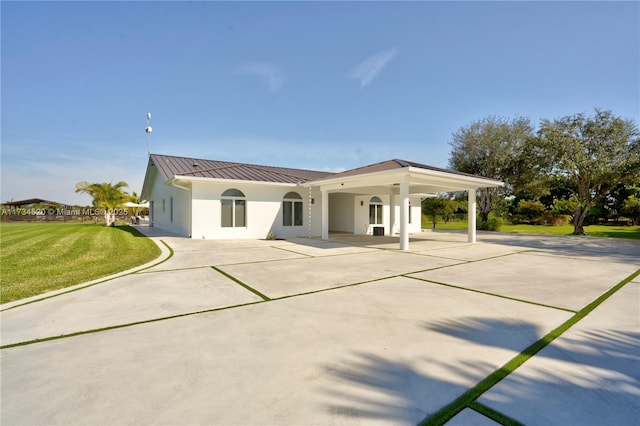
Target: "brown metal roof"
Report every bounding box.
[309,158,484,181]
[147,154,493,189]
[149,154,333,184]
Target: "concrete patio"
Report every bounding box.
[1,229,638,425]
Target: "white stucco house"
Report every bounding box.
[141,154,503,250]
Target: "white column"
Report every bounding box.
[321,189,329,240]
[399,181,409,251]
[389,194,396,235]
[468,188,476,243]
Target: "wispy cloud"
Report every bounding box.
[236,62,286,92]
[349,47,398,88]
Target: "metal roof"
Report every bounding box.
[307,158,487,182]
[149,154,333,184]
[145,154,501,193]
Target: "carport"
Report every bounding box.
[305,159,503,250]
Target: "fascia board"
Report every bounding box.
[306,168,410,191]
[407,167,504,188]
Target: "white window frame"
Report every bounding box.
[283,192,303,227]
[369,196,383,225]
[221,189,246,228]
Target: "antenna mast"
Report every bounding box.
[145,113,152,156]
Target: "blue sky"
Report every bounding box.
[2,1,638,205]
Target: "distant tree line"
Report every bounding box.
[424,109,640,234]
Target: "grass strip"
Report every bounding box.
[407,276,576,313]
[419,267,640,426]
[0,239,173,312]
[211,266,271,301]
[468,401,525,426]
[0,300,264,350]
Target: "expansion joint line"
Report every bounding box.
[406,276,577,313]
[211,266,271,301]
[419,267,640,426]
[0,300,264,350]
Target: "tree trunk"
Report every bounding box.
[479,188,491,230]
[572,202,590,235]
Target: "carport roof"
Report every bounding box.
[309,159,486,181]
[306,158,503,193]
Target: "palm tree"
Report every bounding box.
[75,181,129,226]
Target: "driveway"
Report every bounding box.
[1,229,638,425]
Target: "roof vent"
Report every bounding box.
[192,163,198,168]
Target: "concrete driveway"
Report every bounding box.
[1,229,638,425]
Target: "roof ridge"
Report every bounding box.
[393,159,411,167]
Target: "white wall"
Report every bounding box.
[148,176,190,237]
[354,194,391,235]
[146,174,423,240]
[191,182,319,240]
[328,193,354,233]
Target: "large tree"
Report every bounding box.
[537,109,640,235]
[75,181,130,226]
[449,116,534,229]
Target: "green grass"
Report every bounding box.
[423,217,640,239]
[0,222,161,303]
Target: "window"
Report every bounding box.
[369,196,383,225]
[170,197,173,222]
[283,192,303,226]
[221,189,246,227]
[409,201,412,224]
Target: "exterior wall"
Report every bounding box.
[328,193,354,233]
[354,194,391,236]
[191,182,320,240]
[145,173,422,240]
[147,175,190,237]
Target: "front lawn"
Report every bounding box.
[0,222,161,303]
[422,217,640,239]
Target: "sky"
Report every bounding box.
[2,1,639,206]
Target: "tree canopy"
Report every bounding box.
[449,116,534,229]
[537,109,639,234]
[447,109,639,234]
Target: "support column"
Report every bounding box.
[399,181,409,251]
[321,189,329,240]
[468,188,476,243]
[389,194,396,235]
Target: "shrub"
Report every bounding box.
[515,199,546,223]
[486,216,503,231]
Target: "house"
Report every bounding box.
[140,154,503,250]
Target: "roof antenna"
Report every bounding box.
[145,113,152,156]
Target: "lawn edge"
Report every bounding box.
[0,238,173,312]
